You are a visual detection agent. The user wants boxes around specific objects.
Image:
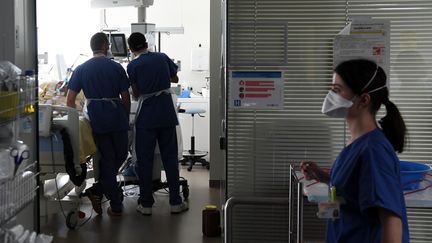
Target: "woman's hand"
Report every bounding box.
[300,161,330,184]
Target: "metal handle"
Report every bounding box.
[224,164,303,243]
[224,196,291,243]
[297,182,304,243]
[288,164,301,242]
[288,165,293,243]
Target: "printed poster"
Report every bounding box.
[229,71,284,109]
[334,19,390,83]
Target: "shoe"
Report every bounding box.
[136,204,152,215]
[171,202,189,214]
[86,190,103,215]
[107,207,122,217]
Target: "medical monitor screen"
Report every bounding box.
[110,34,127,57]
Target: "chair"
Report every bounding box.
[180,107,209,171]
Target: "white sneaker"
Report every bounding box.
[171,202,189,214]
[136,205,152,215]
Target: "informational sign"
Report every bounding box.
[334,18,390,84]
[191,47,209,71]
[229,71,284,109]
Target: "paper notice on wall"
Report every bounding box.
[229,71,284,109]
[333,19,390,84]
[191,47,209,71]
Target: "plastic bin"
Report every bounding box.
[400,161,432,190]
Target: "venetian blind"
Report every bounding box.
[226,0,432,242]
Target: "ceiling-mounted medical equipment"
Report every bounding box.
[90,0,154,8]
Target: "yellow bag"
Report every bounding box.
[0,91,18,121]
[79,118,97,164]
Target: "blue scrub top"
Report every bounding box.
[327,128,409,243]
[127,52,178,128]
[68,56,130,134]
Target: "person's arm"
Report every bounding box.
[165,53,178,83]
[66,89,78,109]
[171,74,179,83]
[131,83,139,99]
[120,90,131,115]
[378,208,402,243]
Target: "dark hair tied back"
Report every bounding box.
[335,59,407,153]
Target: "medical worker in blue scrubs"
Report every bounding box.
[127,32,188,215]
[66,32,130,216]
[301,59,409,243]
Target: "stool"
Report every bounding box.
[180,107,209,171]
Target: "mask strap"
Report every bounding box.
[368,85,387,94]
[361,64,379,92]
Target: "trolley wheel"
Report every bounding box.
[187,167,192,172]
[206,164,210,170]
[182,185,189,199]
[66,211,78,229]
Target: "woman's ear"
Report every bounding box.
[359,93,372,108]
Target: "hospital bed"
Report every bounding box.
[39,104,89,229]
[38,94,189,228]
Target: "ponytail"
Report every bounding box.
[379,99,406,153]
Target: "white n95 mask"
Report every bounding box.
[321,90,353,118]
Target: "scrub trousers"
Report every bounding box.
[93,130,128,212]
[135,126,182,207]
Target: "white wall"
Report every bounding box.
[37,0,100,66]
[37,0,210,92]
[147,0,210,93]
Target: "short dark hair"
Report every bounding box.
[128,32,148,52]
[90,32,109,53]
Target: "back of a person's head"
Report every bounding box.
[128,32,148,52]
[90,32,109,53]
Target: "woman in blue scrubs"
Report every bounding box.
[301,59,409,243]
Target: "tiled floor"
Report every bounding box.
[40,166,223,243]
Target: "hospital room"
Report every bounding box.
[1,0,432,242]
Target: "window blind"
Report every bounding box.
[226,1,346,242]
[348,1,432,242]
[226,0,432,242]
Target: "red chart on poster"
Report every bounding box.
[230,71,283,109]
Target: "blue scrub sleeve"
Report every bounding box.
[127,64,137,85]
[165,54,178,78]
[67,66,82,93]
[117,66,130,92]
[358,146,405,220]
